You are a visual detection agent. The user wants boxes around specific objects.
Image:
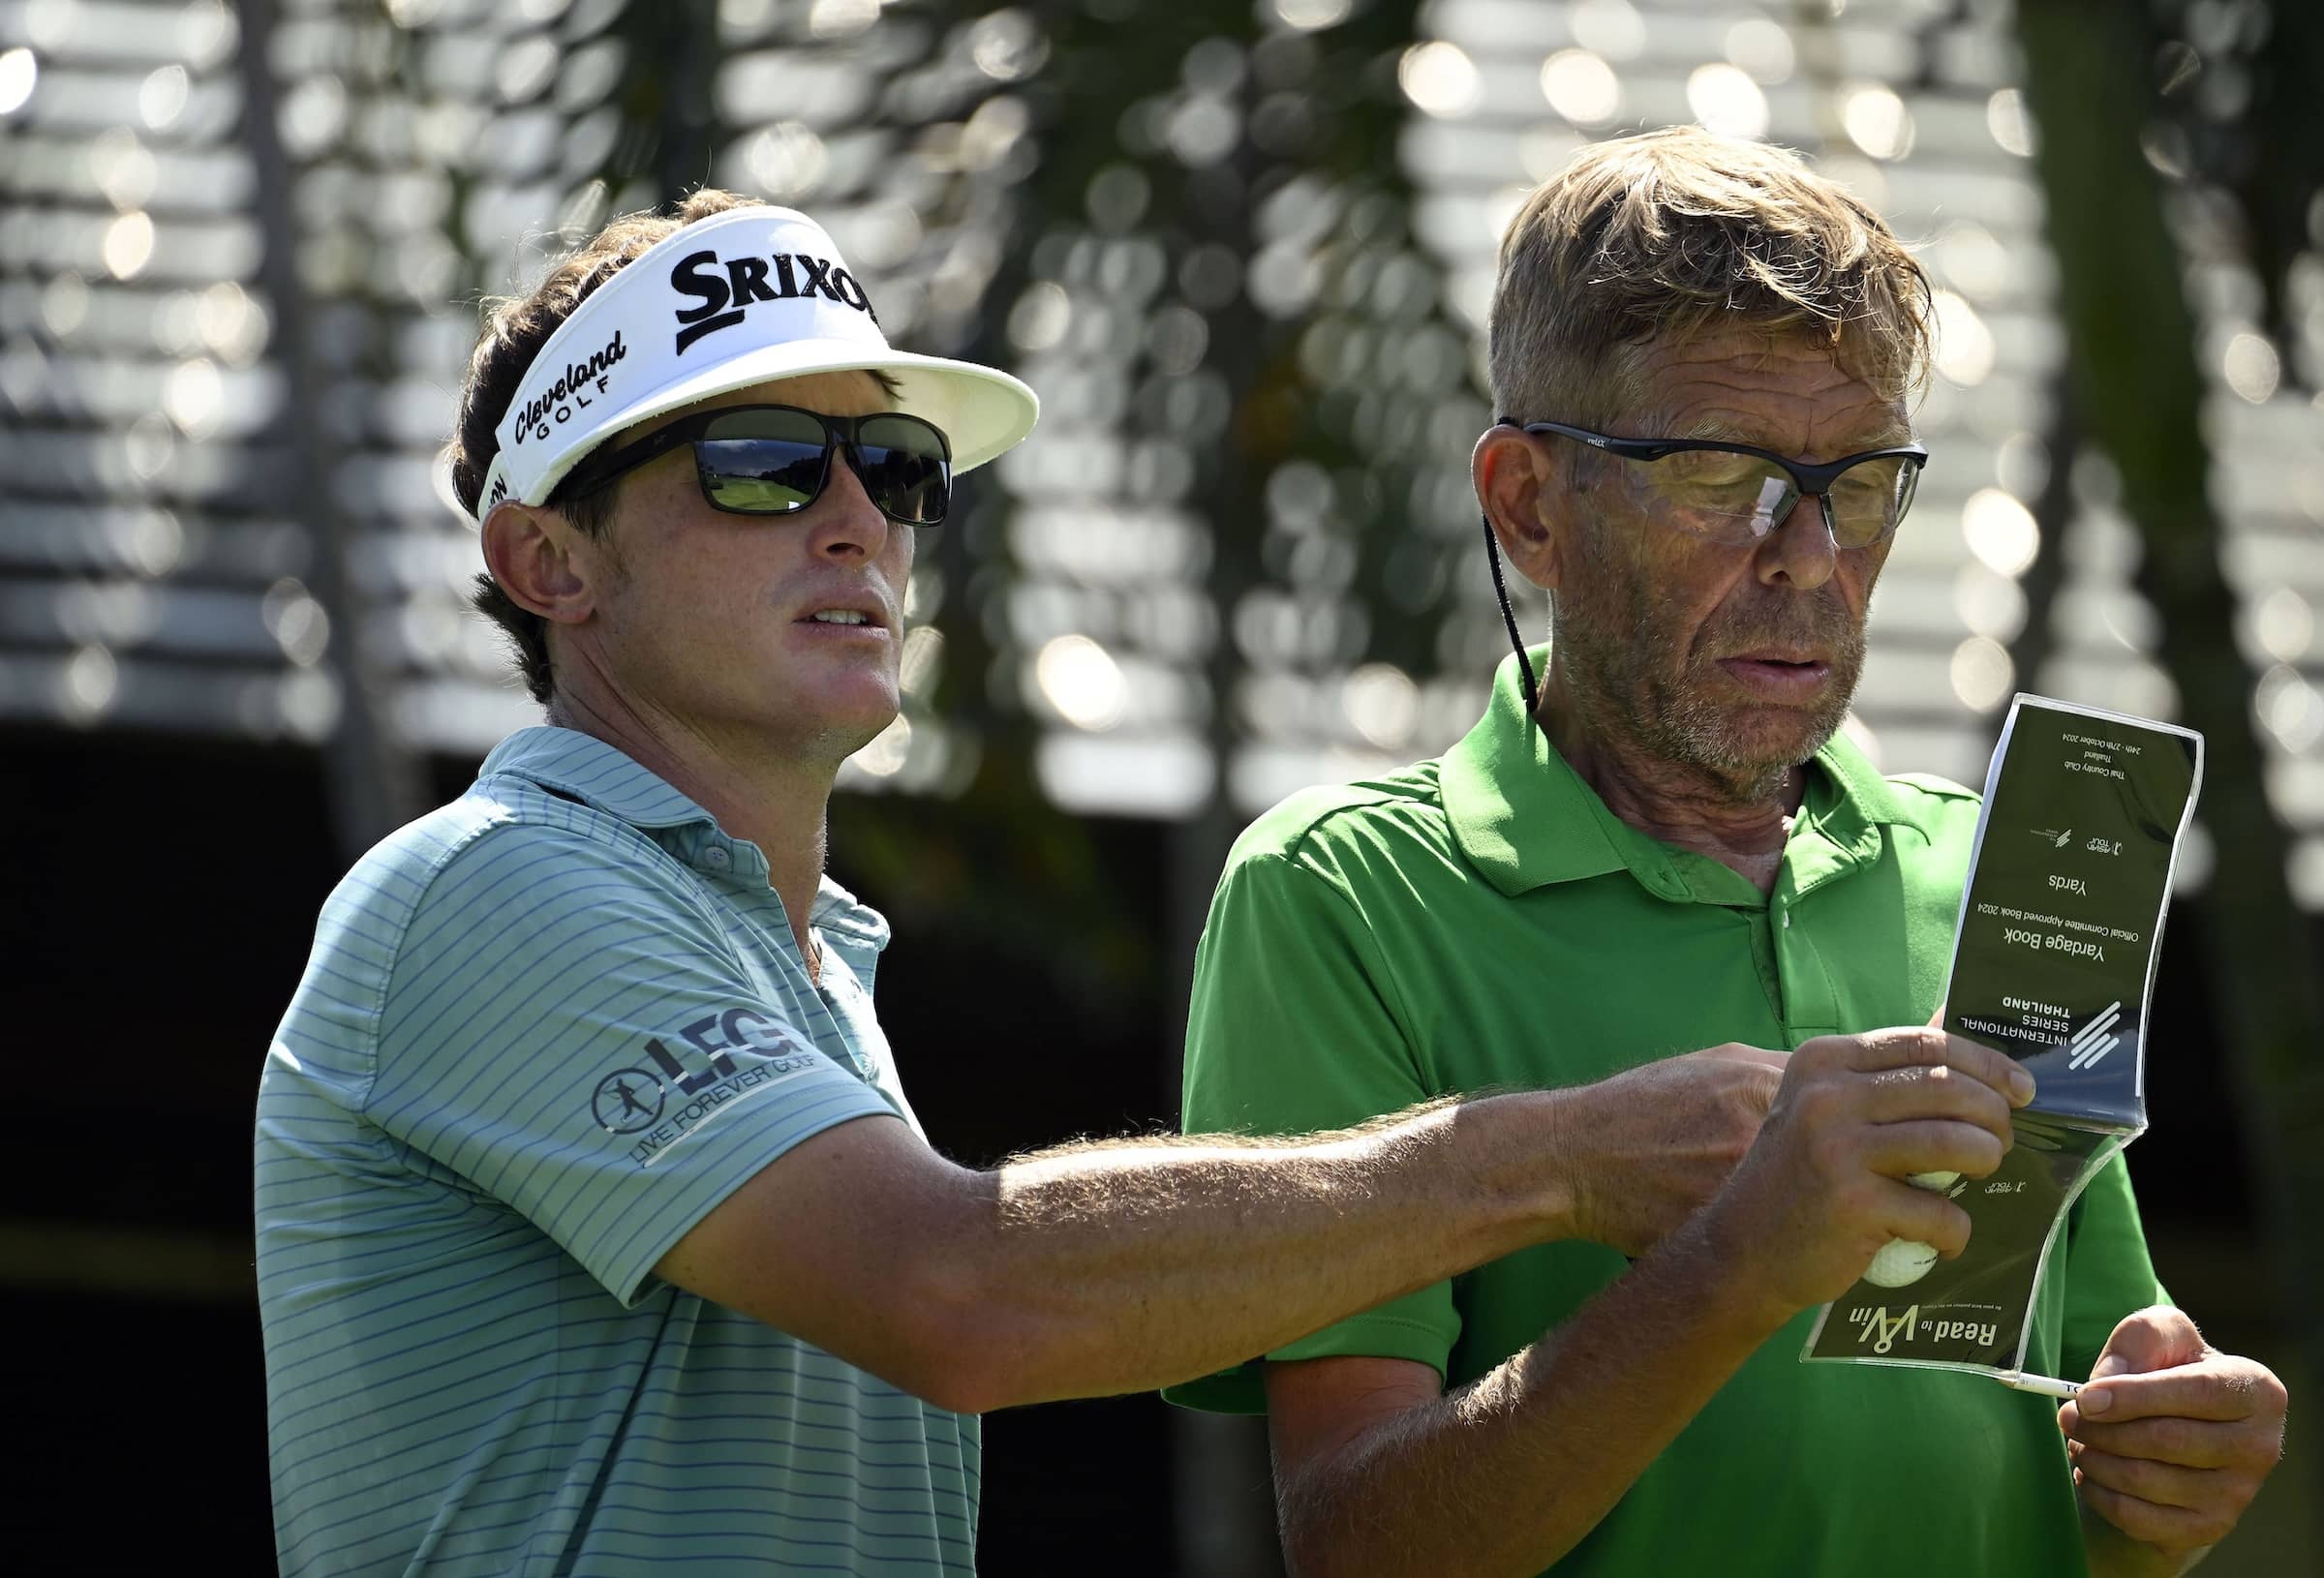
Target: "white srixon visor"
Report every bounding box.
[474,205,1039,524]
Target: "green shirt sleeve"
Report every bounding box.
[2056,1152,2170,1381]
[1164,846,1459,1415]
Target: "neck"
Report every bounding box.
[1537,661,1804,895]
[547,680,837,974]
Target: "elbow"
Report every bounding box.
[879,1232,1023,1416]
[886,1355,1005,1419]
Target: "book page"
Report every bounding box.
[1803,696,2201,1378]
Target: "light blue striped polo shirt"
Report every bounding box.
[256,726,978,1575]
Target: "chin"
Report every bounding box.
[726,679,900,758]
[811,692,904,750]
[1663,698,1843,789]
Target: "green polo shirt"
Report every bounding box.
[1171,650,2161,1577]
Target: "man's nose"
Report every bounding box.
[806,449,891,561]
[1756,491,1838,590]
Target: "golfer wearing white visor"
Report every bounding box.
[255,193,1793,1574]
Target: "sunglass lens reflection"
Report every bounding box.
[700,439,827,512]
[856,417,950,524]
[696,413,951,524]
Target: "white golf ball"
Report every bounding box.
[1864,1237,1941,1288]
[1859,1171,1962,1289]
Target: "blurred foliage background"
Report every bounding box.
[3,0,2319,1569]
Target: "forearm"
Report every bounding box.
[1277,1210,1786,1578]
[955,1091,1573,1408]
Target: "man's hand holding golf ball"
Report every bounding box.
[2057,1306,2286,1577]
[1697,1024,2034,1324]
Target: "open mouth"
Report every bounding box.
[793,605,891,642]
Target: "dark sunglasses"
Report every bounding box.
[553,403,954,526]
[1504,417,1928,549]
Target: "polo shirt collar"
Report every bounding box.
[478,726,891,950]
[483,725,720,830]
[1442,647,1914,899]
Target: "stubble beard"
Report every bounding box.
[1558,570,1868,805]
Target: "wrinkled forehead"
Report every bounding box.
[1619,326,1915,455]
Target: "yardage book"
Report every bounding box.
[1802,695,2203,1381]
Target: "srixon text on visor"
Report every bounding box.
[669,248,879,355]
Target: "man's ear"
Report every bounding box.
[1472,427,1569,592]
[480,501,602,626]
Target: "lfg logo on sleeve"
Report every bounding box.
[669,247,879,354]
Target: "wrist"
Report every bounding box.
[1667,1191,1801,1344]
[1451,1089,1584,1250]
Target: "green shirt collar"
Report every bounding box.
[1442,647,1912,900]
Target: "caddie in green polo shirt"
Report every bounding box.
[1173,129,2284,1577]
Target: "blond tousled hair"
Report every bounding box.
[1487,127,1934,430]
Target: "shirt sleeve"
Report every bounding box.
[365,820,900,1306]
[1163,848,1458,1415]
[2057,1152,2171,1381]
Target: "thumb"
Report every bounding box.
[2090,1306,2204,1381]
[1717,1045,1790,1115]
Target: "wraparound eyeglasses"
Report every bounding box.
[1501,417,1928,549]
[552,404,955,526]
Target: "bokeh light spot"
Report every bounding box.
[852,714,913,776]
[1399,42,1483,119]
[1961,488,2039,577]
[1569,0,1646,60]
[1686,63,1767,139]
[1986,88,2034,157]
[60,645,120,724]
[138,63,189,130]
[91,128,157,211]
[2254,588,2312,664]
[2222,332,2280,403]
[2258,665,2324,753]
[1008,283,1071,352]
[164,357,224,438]
[1726,18,1794,84]
[1342,664,1418,749]
[1842,84,1914,161]
[1932,289,1997,386]
[745,121,829,200]
[1271,0,1352,29]
[809,0,879,39]
[0,47,36,117]
[103,211,157,280]
[1540,49,1620,127]
[970,10,1048,81]
[1949,637,2015,713]
[1036,634,1128,730]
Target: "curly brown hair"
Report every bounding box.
[453,189,769,703]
